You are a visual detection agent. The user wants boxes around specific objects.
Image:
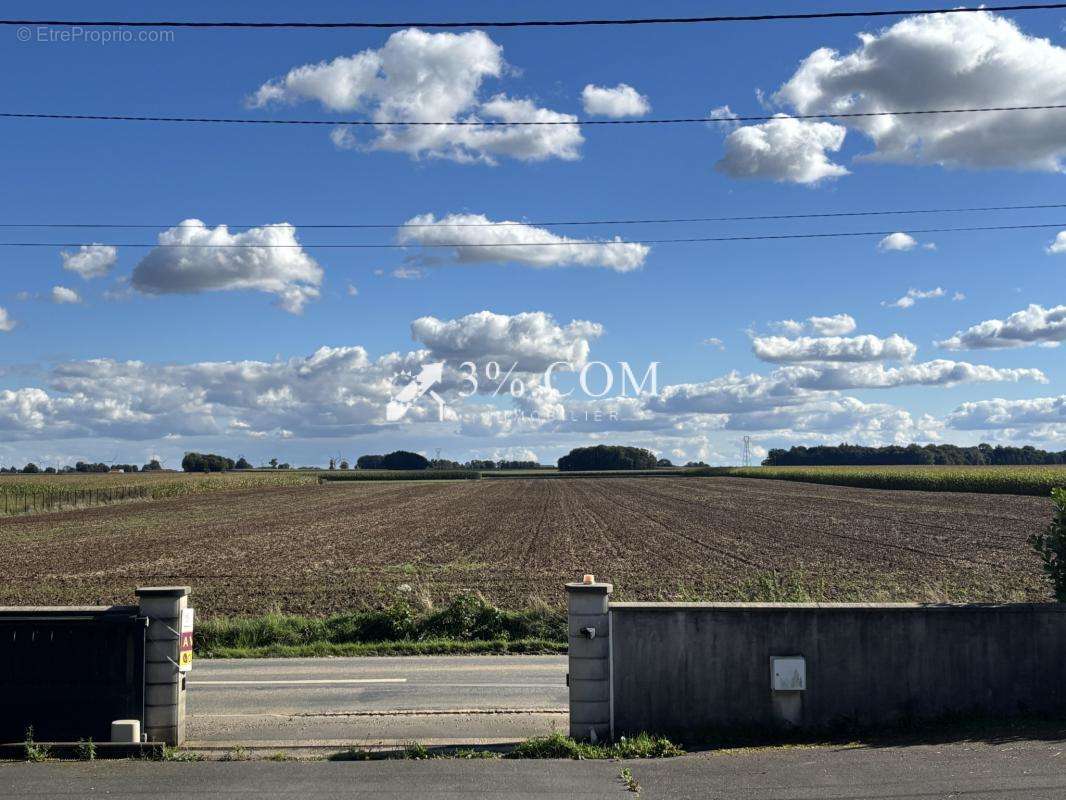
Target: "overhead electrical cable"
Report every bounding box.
[4,222,1066,249]
[3,202,1066,230]
[3,4,1066,29]
[4,104,1066,127]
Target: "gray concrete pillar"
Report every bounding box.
[136,586,191,746]
[567,578,612,742]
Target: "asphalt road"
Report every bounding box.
[186,655,569,749]
[6,738,1066,799]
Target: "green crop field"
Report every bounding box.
[693,465,1066,496]
[0,470,318,516]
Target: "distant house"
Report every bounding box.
[109,467,125,474]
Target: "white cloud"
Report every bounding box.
[714,115,848,184]
[937,304,1066,350]
[130,220,324,314]
[722,396,939,443]
[768,313,856,337]
[581,83,651,118]
[397,213,648,272]
[780,360,1046,390]
[808,313,857,336]
[752,333,917,363]
[948,395,1066,430]
[1047,231,1066,254]
[882,287,946,309]
[953,292,966,302]
[775,11,1066,171]
[61,244,117,279]
[346,283,359,296]
[250,28,582,164]
[0,307,15,332]
[50,286,82,305]
[702,337,725,350]
[0,344,450,442]
[390,267,424,280]
[877,232,917,252]
[411,310,602,371]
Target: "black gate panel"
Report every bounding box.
[0,608,146,742]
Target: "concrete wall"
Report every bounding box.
[609,602,1066,739]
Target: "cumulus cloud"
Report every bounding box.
[131,220,324,314]
[752,333,917,363]
[0,307,15,332]
[250,28,582,164]
[937,304,1066,350]
[50,286,82,305]
[1047,231,1066,254]
[397,213,648,272]
[774,11,1066,171]
[61,244,117,279]
[882,287,946,309]
[411,310,602,372]
[723,396,939,442]
[714,115,848,184]
[877,232,917,252]
[779,360,1045,390]
[769,313,856,336]
[581,83,651,118]
[947,395,1066,430]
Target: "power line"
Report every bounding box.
[4,104,1066,127]
[4,4,1066,29]
[4,221,1064,249]
[3,202,1065,230]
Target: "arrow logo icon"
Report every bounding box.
[386,362,446,422]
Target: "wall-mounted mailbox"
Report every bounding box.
[771,656,806,691]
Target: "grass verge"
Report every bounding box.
[195,593,566,658]
[329,733,684,762]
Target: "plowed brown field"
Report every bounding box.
[0,477,1053,615]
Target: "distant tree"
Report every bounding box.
[21,463,40,474]
[496,460,539,470]
[182,452,235,473]
[44,466,57,474]
[339,459,349,470]
[75,461,109,473]
[685,461,709,468]
[382,450,430,470]
[558,445,658,472]
[762,442,1066,467]
[234,457,253,470]
[277,463,291,470]
[430,458,462,470]
[269,458,279,469]
[467,459,496,471]
[357,454,386,470]
[328,458,336,470]
[656,458,673,467]
[142,459,163,471]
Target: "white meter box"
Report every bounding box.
[771,656,806,691]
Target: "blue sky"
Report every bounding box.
[1,1,1065,468]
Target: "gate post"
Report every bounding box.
[137,586,190,746]
[566,577,612,742]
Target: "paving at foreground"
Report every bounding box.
[4,737,1066,799]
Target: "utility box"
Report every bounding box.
[771,656,806,691]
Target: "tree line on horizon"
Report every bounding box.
[763,443,1066,467]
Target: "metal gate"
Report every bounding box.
[0,607,147,742]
